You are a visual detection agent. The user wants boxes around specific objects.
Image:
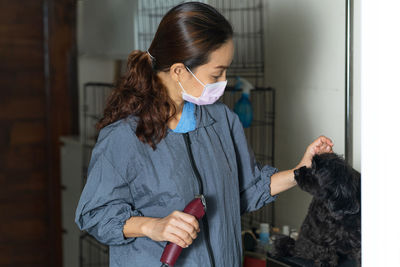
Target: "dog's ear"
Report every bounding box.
[327,167,360,219]
[294,166,308,181]
[294,166,309,187]
[294,166,324,197]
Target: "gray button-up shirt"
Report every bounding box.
[75,102,278,267]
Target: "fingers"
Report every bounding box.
[308,136,334,155]
[300,136,335,168]
[318,135,334,146]
[319,143,332,153]
[174,211,200,233]
[171,216,198,241]
[166,231,189,248]
[167,211,200,247]
[166,223,195,248]
[318,136,334,148]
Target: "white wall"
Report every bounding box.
[264,0,347,230]
[361,1,400,265]
[77,57,116,142]
[77,0,133,139]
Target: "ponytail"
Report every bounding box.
[97,2,233,149]
[96,50,176,150]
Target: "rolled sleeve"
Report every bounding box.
[228,108,279,214]
[239,159,278,214]
[75,151,143,246]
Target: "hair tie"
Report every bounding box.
[146,50,155,61]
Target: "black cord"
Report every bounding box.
[160,264,169,267]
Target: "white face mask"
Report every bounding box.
[178,66,227,105]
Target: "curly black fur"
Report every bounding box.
[274,153,361,267]
[273,235,296,258]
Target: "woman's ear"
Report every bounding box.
[169,63,187,83]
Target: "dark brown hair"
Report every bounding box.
[96,2,233,149]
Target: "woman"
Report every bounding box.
[75,2,333,267]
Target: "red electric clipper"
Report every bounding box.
[160,195,207,267]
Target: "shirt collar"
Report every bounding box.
[127,103,216,133]
[194,104,216,129]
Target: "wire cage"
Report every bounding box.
[136,0,265,86]
[219,87,275,231]
[79,232,109,267]
[79,83,115,266]
[81,83,114,146]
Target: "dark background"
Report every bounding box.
[0,0,78,266]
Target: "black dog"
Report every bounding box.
[274,153,361,266]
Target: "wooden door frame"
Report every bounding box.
[43,0,78,265]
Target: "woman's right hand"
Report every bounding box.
[143,210,200,248]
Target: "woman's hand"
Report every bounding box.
[142,211,200,248]
[296,135,334,169]
[270,135,334,195]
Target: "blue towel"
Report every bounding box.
[172,101,196,133]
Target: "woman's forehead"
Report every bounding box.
[207,40,234,68]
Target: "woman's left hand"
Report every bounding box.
[296,135,334,169]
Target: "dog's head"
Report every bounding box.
[294,153,360,219]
